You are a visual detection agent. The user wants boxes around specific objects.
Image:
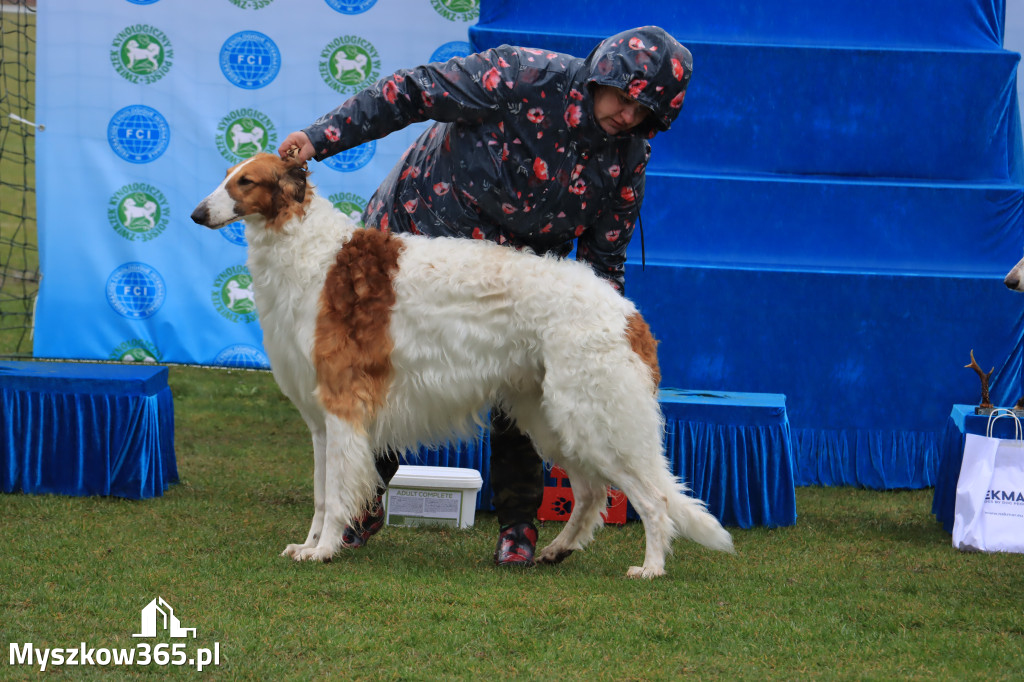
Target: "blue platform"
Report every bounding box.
[0,361,177,499]
[471,0,1024,489]
[660,389,796,528]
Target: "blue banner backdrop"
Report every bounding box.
[34,0,479,367]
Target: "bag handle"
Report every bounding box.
[985,408,1022,440]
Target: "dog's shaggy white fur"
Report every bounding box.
[191,153,734,578]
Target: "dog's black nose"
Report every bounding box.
[190,204,208,225]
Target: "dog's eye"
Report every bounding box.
[237,176,253,187]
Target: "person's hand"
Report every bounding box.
[278,131,314,162]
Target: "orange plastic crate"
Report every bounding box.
[537,466,627,525]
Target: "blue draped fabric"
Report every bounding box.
[0,362,177,499]
[470,1,1024,490]
[792,428,940,489]
[475,0,1007,51]
[931,404,1022,533]
[638,175,1024,275]
[409,389,797,529]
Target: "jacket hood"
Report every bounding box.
[582,26,693,134]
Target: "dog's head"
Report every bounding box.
[1006,256,1024,292]
[191,152,311,232]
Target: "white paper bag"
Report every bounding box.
[952,409,1024,553]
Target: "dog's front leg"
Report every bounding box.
[281,424,327,559]
[294,413,378,562]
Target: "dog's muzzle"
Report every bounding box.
[190,203,210,226]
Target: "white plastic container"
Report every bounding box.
[384,465,483,528]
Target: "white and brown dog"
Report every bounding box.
[191,153,734,578]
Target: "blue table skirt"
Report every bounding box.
[792,427,940,490]
[931,405,1021,534]
[661,389,796,529]
[1,362,177,499]
[408,389,797,529]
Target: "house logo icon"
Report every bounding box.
[132,597,196,638]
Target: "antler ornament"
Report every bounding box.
[965,349,995,414]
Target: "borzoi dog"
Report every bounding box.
[191,153,734,578]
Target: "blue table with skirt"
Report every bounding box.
[410,388,797,528]
[1,361,177,499]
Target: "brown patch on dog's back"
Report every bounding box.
[314,229,404,424]
[626,312,661,390]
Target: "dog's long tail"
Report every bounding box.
[669,481,736,554]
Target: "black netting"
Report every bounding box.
[0,1,39,358]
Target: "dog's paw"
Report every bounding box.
[626,565,665,579]
[535,545,574,565]
[281,543,312,559]
[294,546,335,563]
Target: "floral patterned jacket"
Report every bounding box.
[303,26,692,292]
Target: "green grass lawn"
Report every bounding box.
[2,365,1022,680]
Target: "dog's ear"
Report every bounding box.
[278,161,309,204]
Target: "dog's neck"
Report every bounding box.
[244,192,362,292]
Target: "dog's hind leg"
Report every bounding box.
[293,413,379,562]
[612,473,675,579]
[282,419,327,559]
[503,398,607,566]
[535,466,608,565]
[615,467,734,579]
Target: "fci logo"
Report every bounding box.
[220,30,281,89]
[107,106,170,164]
[106,263,166,320]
